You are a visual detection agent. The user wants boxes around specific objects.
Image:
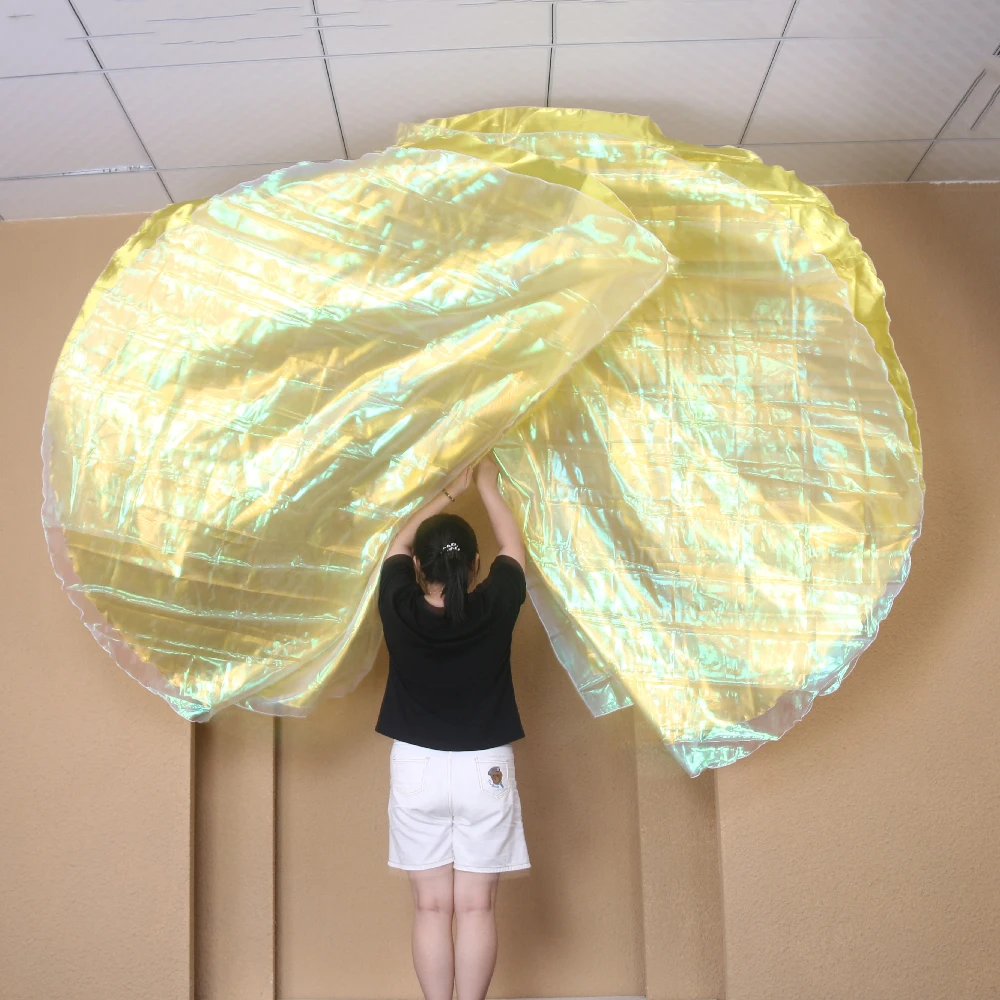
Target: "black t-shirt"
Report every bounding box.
[375,553,527,751]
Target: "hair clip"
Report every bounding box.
[442,542,461,555]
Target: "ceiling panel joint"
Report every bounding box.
[311,0,350,159]
[62,0,174,201]
[738,0,798,146]
[908,67,989,181]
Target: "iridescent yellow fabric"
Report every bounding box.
[43,109,922,775]
[43,148,670,720]
[400,109,923,774]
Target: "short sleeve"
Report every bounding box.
[486,555,527,612]
[378,554,417,615]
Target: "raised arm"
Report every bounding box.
[386,467,473,558]
[475,456,526,569]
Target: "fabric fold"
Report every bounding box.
[42,145,670,720]
[42,109,923,778]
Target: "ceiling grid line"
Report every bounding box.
[62,0,175,202]
[907,68,989,182]
[4,1,1000,218]
[734,136,999,146]
[311,0,351,159]
[545,3,556,108]
[970,81,1000,131]
[7,135,1000,186]
[0,35,869,84]
[737,0,799,147]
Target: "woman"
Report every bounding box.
[376,456,529,1000]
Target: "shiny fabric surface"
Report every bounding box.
[402,110,923,773]
[43,109,923,774]
[43,147,669,719]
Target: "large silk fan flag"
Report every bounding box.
[42,108,923,776]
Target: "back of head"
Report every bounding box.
[413,514,479,622]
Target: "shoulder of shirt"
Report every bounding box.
[380,554,416,585]
[491,554,525,574]
[479,555,526,595]
[383,554,414,567]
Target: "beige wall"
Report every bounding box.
[273,505,658,999]
[1,216,194,1000]
[195,712,275,1000]
[716,183,1000,1000]
[2,182,998,1000]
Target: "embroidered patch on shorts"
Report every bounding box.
[488,766,504,789]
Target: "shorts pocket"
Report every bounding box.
[390,757,429,796]
[475,757,514,798]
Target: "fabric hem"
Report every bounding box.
[454,862,531,874]
[378,732,525,752]
[388,858,455,871]
[387,860,531,874]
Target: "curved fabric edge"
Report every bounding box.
[394,133,636,222]
[41,198,213,718]
[416,106,922,483]
[41,425,215,719]
[415,109,925,774]
[60,198,206,359]
[667,505,925,776]
[230,149,673,716]
[40,166,325,720]
[44,150,672,720]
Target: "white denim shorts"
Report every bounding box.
[388,740,530,874]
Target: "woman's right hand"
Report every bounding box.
[475,453,525,567]
[444,466,473,499]
[474,455,500,491]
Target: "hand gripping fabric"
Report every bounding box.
[400,109,923,775]
[42,109,923,775]
[42,145,669,720]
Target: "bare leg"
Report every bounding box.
[408,865,455,1000]
[453,871,500,1000]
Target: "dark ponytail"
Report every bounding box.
[413,514,479,622]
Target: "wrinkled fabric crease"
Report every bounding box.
[42,109,923,775]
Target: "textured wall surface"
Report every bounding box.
[3,181,998,1000]
[195,711,276,999]
[717,182,1000,1000]
[0,215,193,1000]
[274,503,650,1000]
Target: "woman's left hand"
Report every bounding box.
[444,466,473,499]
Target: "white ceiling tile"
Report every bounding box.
[0,0,98,76]
[331,47,550,156]
[317,0,550,55]
[789,0,1000,42]
[0,74,150,177]
[0,169,167,220]
[910,138,1000,180]
[72,0,319,69]
[550,40,775,146]
[160,162,295,202]
[556,0,792,44]
[746,140,929,184]
[941,69,1000,138]
[109,60,345,169]
[745,38,992,142]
